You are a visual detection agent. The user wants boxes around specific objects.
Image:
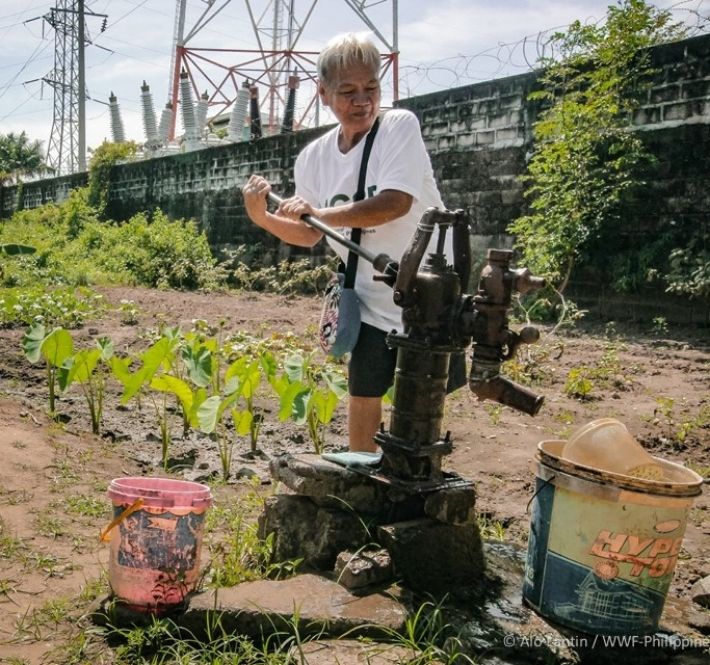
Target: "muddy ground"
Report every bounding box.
[0,286,708,663]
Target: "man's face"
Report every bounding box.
[319,62,381,138]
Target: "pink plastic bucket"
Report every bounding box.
[107,477,212,612]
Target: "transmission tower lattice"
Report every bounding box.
[42,0,85,175]
[168,0,399,140]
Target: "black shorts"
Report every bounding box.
[348,322,468,398]
[348,322,397,398]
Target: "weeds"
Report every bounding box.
[477,514,506,542]
[205,484,302,587]
[653,397,710,448]
[230,252,336,296]
[0,286,104,328]
[65,493,108,518]
[564,342,630,400]
[34,513,66,539]
[104,614,293,664]
[369,599,477,665]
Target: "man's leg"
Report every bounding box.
[348,395,382,452]
[347,323,397,452]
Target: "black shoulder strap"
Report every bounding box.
[344,116,380,289]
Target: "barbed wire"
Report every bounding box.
[399,0,710,97]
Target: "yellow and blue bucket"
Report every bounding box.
[523,440,703,635]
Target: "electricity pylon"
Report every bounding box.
[42,0,106,174]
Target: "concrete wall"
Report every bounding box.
[2,34,709,321]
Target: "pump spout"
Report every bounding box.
[469,374,544,416]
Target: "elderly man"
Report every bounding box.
[242,32,449,452]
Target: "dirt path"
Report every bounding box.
[0,286,707,661]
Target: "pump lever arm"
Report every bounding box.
[266,191,398,284]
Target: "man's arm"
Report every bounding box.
[316,189,413,229]
[242,175,323,247]
[277,188,413,230]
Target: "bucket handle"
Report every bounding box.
[526,474,556,514]
[99,498,144,542]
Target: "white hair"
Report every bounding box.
[317,32,381,87]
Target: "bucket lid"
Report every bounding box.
[537,440,703,497]
[108,477,212,509]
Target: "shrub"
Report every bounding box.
[85,210,225,290]
[0,194,225,291]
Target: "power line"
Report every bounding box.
[0,84,43,122]
[0,40,51,101]
[106,0,149,30]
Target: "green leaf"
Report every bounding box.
[96,337,114,361]
[150,375,195,414]
[41,328,74,368]
[66,348,101,385]
[284,353,305,382]
[240,362,261,399]
[21,323,46,364]
[197,395,222,434]
[187,387,208,427]
[322,369,348,399]
[272,376,308,422]
[260,350,277,380]
[110,356,133,388]
[196,392,239,434]
[315,389,339,425]
[232,409,253,437]
[182,345,212,387]
[292,389,310,425]
[121,336,172,403]
[57,357,73,392]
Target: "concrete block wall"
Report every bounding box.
[1,172,86,217]
[104,125,330,255]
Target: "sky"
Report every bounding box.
[0,0,708,164]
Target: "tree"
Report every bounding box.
[0,131,50,184]
[508,0,684,293]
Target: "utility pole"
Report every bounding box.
[77,0,86,171]
[42,1,106,174]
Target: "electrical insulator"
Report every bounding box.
[228,80,250,142]
[179,70,199,144]
[249,82,262,140]
[158,102,172,145]
[109,91,126,143]
[140,81,159,147]
[195,90,209,139]
[281,71,299,134]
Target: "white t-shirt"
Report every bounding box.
[295,109,446,333]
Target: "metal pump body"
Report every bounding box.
[264,193,545,489]
[375,208,545,487]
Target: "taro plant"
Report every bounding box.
[58,337,114,435]
[271,352,347,454]
[195,348,276,478]
[21,323,73,418]
[224,351,277,456]
[196,391,241,481]
[111,335,179,470]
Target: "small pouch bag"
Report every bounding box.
[318,118,380,357]
[318,272,361,357]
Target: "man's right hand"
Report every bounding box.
[241,175,271,226]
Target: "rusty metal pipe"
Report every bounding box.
[469,374,544,416]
